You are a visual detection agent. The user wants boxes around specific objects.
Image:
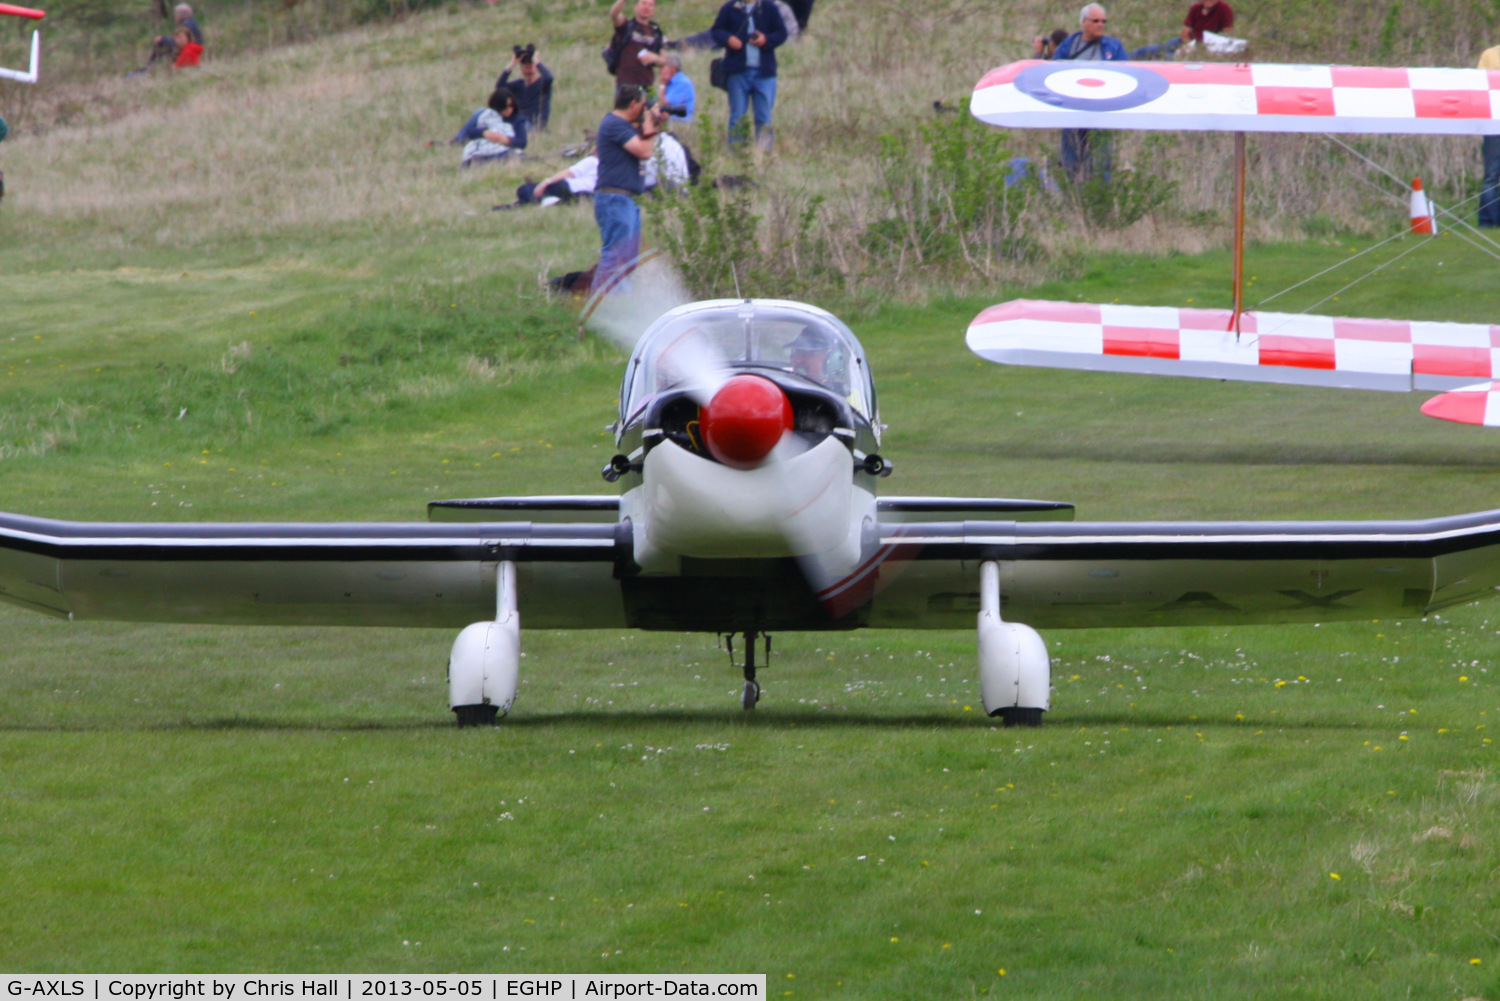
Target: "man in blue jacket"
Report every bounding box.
[711,0,789,148]
[1032,3,1126,182]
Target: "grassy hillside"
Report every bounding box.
[4,0,1498,305]
[3,0,1500,993]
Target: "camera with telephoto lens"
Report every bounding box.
[513,43,536,61]
[646,98,688,119]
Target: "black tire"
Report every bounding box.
[998,706,1044,727]
[741,680,760,711]
[453,703,500,727]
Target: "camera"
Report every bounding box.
[513,43,536,61]
[647,98,688,119]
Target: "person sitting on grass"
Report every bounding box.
[451,89,529,152]
[461,89,520,167]
[511,156,599,208]
[136,3,203,72]
[172,27,204,68]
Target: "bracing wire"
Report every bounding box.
[1253,134,1500,311]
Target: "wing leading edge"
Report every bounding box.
[6,502,1500,633]
[866,511,1500,629]
[0,511,624,629]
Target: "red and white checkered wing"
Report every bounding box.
[972,61,1500,136]
[967,299,1500,394]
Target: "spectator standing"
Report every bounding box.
[668,0,797,53]
[593,84,667,293]
[609,0,666,89]
[1033,3,1125,182]
[711,0,788,148]
[660,53,696,122]
[783,0,812,31]
[1481,43,1500,228]
[497,45,553,131]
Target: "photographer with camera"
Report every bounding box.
[592,83,668,294]
[497,44,553,131]
[658,53,696,123]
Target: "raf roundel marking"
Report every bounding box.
[1015,63,1171,112]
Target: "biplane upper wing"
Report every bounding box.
[967,299,1500,393]
[972,61,1500,135]
[868,509,1500,630]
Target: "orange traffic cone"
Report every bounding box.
[1409,177,1436,235]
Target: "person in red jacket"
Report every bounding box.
[172,27,203,67]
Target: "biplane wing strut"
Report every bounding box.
[0,3,44,85]
[968,60,1500,422]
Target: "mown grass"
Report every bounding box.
[1,223,1499,993]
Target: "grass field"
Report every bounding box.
[5,0,1500,993]
[3,227,1500,994]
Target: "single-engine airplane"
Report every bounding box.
[967,60,1500,425]
[6,298,1500,726]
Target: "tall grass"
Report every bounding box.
[4,0,1499,304]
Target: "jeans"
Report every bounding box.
[726,69,777,146]
[592,191,641,295]
[1481,135,1500,229]
[1060,129,1112,183]
[1128,36,1181,60]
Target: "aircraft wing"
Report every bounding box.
[972,61,1500,135]
[967,299,1500,393]
[0,511,626,629]
[866,510,1500,630]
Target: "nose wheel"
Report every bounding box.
[726,630,771,711]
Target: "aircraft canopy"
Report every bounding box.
[621,299,877,421]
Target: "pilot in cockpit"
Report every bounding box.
[786,326,847,395]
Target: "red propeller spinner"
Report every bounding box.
[699,375,793,469]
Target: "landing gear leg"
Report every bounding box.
[741,629,761,710]
[727,630,771,710]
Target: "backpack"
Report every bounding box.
[601,23,627,75]
[602,19,663,76]
[676,136,703,185]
